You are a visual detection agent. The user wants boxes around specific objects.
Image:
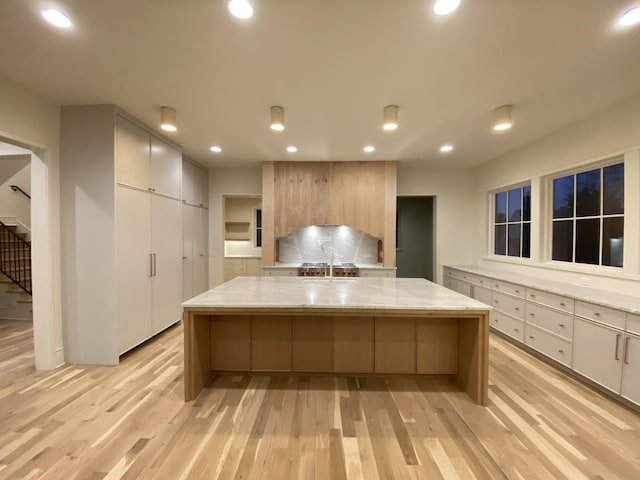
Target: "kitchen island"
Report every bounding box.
[183,277,491,405]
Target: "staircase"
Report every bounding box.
[0,222,32,320]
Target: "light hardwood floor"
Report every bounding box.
[1,319,639,479]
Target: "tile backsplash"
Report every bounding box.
[278,225,379,265]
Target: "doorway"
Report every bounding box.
[396,196,435,280]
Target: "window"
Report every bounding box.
[552,161,624,267]
[494,185,531,258]
[255,208,262,247]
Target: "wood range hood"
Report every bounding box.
[261,161,397,267]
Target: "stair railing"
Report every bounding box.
[0,220,32,295]
[10,185,31,199]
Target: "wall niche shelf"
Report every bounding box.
[225,221,250,241]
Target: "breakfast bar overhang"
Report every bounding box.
[183,277,491,405]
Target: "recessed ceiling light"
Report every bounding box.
[433,0,461,16]
[363,145,376,153]
[228,0,254,19]
[210,145,222,153]
[439,144,454,153]
[41,8,72,28]
[618,7,640,26]
[286,146,298,153]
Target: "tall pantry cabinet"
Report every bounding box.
[182,157,209,301]
[61,105,183,365]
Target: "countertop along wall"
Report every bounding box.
[469,92,640,297]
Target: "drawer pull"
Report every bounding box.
[615,334,621,360]
[560,302,566,306]
[495,284,499,288]
[515,307,520,311]
[515,290,520,294]
[624,337,630,365]
[559,324,565,328]
[558,349,564,354]
[494,300,499,304]
[529,313,535,317]
[594,312,601,316]
[529,335,534,340]
[529,294,535,298]
[514,328,519,332]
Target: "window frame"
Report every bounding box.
[548,157,624,268]
[491,182,532,260]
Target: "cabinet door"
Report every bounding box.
[151,195,183,333]
[182,204,195,301]
[116,116,150,191]
[193,207,208,295]
[150,137,181,199]
[117,186,152,353]
[181,159,197,205]
[573,317,623,393]
[621,335,640,406]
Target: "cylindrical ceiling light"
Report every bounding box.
[270,106,285,131]
[160,106,177,132]
[493,105,513,132]
[383,105,398,131]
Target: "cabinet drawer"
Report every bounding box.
[526,288,574,314]
[472,275,492,288]
[525,324,573,367]
[525,302,573,340]
[492,291,525,320]
[472,285,492,305]
[443,268,457,279]
[627,313,640,336]
[491,311,524,342]
[492,280,525,298]
[443,276,457,291]
[575,300,626,330]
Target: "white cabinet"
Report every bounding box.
[181,158,209,301]
[443,265,640,408]
[262,267,298,277]
[182,158,208,207]
[573,317,624,393]
[116,116,181,199]
[61,105,183,365]
[225,257,262,282]
[621,334,640,405]
[359,268,396,278]
[117,186,153,352]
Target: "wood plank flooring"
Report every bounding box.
[1,319,639,479]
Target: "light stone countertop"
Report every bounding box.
[447,265,640,314]
[183,276,490,311]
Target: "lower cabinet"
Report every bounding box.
[525,324,572,368]
[621,334,640,405]
[573,317,624,393]
[224,257,262,282]
[207,315,463,376]
[491,310,525,342]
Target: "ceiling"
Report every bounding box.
[1,1,639,168]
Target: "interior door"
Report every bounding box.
[151,194,183,333]
[396,196,435,280]
[117,185,152,353]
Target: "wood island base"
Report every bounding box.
[184,308,489,406]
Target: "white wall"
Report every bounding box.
[397,166,477,283]
[471,92,640,296]
[209,166,262,286]
[0,162,31,229]
[0,75,63,368]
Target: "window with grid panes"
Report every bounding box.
[494,185,531,258]
[552,160,624,267]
